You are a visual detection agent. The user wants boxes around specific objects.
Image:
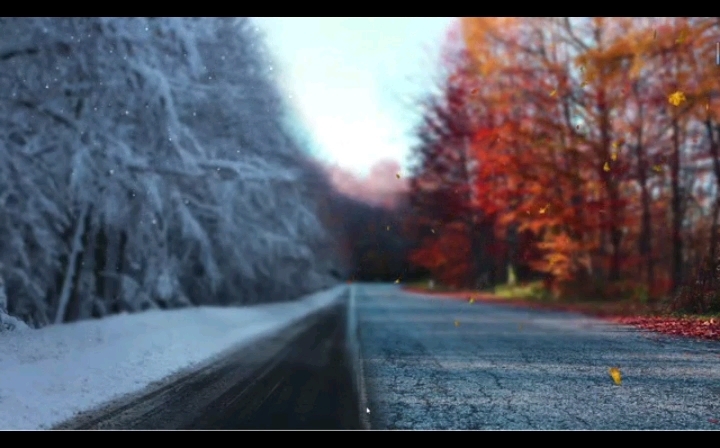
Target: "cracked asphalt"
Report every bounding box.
[355,283,720,429]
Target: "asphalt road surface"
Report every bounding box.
[355,283,720,430]
[55,298,361,430]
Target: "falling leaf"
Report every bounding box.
[581,81,588,87]
[576,124,580,130]
[539,205,549,214]
[603,162,610,172]
[396,173,401,179]
[612,141,619,149]
[386,226,390,231]
[668,91,686,107]
[653,165,663,173]
[611,153,617,161]
[653,29,657,40]
[366,408,371,414]
[608,367,622,385]
[707,103,710,111]
[431,229,435,233]
[394,279,400,284]
[468,297,475,304]
[454,320,460,327]
[471,88,479,95]
[676,30,687,44]
[549,89,557,97]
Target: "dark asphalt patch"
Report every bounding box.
[54,302,361,430]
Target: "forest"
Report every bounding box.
[399,18,720,315]
[0,17,358,330]
[4,17,720,332]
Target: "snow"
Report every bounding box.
[0,284,347,430]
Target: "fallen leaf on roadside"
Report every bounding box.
[609,367,622,385]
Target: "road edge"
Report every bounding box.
[346,284,371,429]
[52,284,351,430]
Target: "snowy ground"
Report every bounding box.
[0,285,348,430]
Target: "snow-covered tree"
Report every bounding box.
[0,17,342,328]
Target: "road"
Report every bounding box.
[355,283,720,429]
[55,298,362,430]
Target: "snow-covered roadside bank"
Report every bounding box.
[0,285,348,430]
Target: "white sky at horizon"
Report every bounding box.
[252,17,456,177]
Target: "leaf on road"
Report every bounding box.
[609,367,622,385]
[454,320,460,327]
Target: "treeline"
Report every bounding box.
[0,18,347,330]
[404,18,720,312]
[323,191,428,282]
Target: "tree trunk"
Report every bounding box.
[670,119,683,294]
[54,203,91,325]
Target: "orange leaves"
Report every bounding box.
[408,222,472,287]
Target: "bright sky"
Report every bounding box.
[252,17,456,176]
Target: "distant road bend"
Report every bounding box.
[55,288,367,430]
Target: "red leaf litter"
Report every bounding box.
[608,316,720,341]
[402,287,720,342]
